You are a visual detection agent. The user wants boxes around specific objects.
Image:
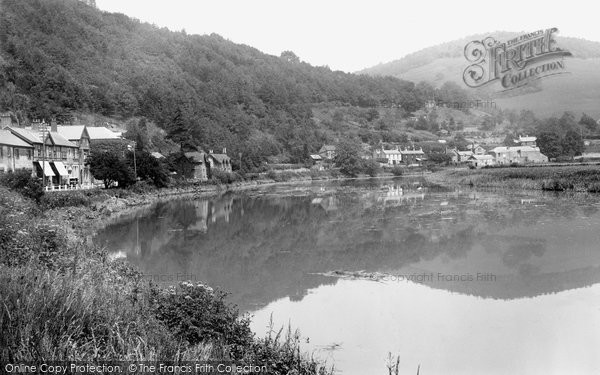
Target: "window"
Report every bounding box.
[14,148,19,158]
[0,146,3,158]
[28,149,32,160]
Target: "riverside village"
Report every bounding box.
[1,1,600,375]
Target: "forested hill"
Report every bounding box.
[0,0,425,165]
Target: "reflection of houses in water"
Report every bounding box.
[210,197,233,223]
[188,200,209,233]
[311,196,339,212]
[377,185,425,207]
[467,191,505,205]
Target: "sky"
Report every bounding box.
[95,0,600,73]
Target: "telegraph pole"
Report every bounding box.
[41,121,47,187]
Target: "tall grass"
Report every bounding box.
[443,165,600,192]
[0,186,333,373]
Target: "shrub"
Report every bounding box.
[391,166,404,176]
[0,170,44,203]
[41,191,91,209]
[362,159,381,177]
[211,170,243,184]
[127,180,156,194]
[151,282,253,354]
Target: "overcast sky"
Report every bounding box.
[95,0,598,73]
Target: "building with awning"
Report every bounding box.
[51,161,69,183]
[34,161,55,177]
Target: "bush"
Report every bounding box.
[0,170,44,203]
[127,180,156,194]
[391,166,404,176]
[211,170,243,184]
[41,191,91,209]
[362,159,381,177]
[152,282,253,354]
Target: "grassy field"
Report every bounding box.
[432,165,600,192]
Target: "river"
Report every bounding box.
[95,178,600,374]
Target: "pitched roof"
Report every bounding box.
[209,153,230,163]
[518,136,537,142]
[8,127,43,144]
[47,132,77,147]
[491,146,539,153]
[310,154,322,160]
[469,154,494,160]
[319,145,336,152]
[56,125,88,140]
[184,151,206,163]
[150,152,165,159]
[0,130,33,148]
[86,127,120,140]
[401,149,425,155]
[382,149,401,154]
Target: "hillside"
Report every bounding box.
[360,32,600,117]
[0,0,433,168]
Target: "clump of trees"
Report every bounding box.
[333,139,381,177]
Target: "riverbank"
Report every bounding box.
[427,165,600,192]
[0,182,335,374]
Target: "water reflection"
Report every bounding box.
[95,179,600,373]
[95,179,600,309]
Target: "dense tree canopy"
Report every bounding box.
[0,0,427,169]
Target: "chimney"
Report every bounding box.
[50,119,57,133]
[222,147,227,154]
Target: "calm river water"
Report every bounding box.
[95,178,600,375]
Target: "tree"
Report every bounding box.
[128,151,169,187]
[88,151,135,188]
[562,129,584,158]
[503,134,517,147]
[537,132,562,160]
[362,159,381,177]
[333,139,363,177]
[167,108,192,149]
[579,113,598,133]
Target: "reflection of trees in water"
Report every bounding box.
[95,185,600,309]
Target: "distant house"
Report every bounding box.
[468,154,495,168]
[457,150,474,162]
[400,148,425,166]
[184,151,208,181]
[468,144,487,155]
[150,152,165,159]
[55,125,92,185]
[373,147,402,166]
[446,149,460,164]
[0,113,13,129]
[516,136,537,147]
[318,145,336,160]
[10,122,86,186]
[207,149,232,173]
[490,146,548,164]
[0,129,34,173]
[86,126,122,142]
[310,154,324,170]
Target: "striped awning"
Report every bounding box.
[36,161,55,177]
[52,161,69,176]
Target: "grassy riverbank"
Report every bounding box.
[0,184,333,374]
[428,165,600,192]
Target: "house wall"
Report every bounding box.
[494,149,548,164]
[0,145,33,172]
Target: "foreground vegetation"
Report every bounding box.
[435,164,600,192]
[0,181,332,374]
